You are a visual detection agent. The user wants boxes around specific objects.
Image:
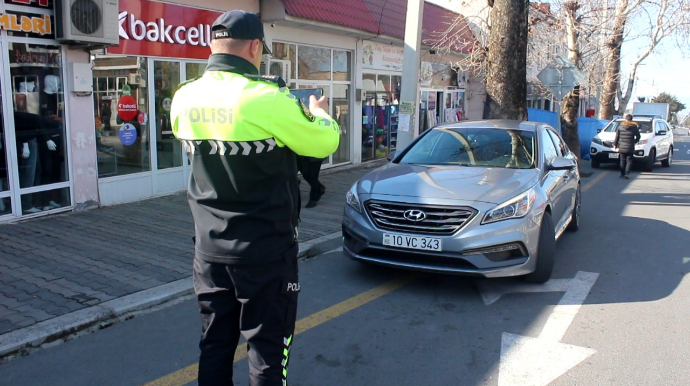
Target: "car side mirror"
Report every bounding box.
[549,157,577,171]
[387,150,397,161]
[596,129,602,133]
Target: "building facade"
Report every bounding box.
[0,0,480,222]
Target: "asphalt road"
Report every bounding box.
[2,132,690,386]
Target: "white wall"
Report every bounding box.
[65,49,99,210]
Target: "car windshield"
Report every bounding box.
[398,127,536,169]
[603,120,653,134]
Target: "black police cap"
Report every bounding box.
[212,10,272,56]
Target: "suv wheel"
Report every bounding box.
[591,158,600,168]
[661,147,673,167]
[524,212,556,284]
[644,148,656,172]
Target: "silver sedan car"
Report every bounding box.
[342,120,581,283]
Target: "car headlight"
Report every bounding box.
[346,183,361,213]
[592,137,602,145]
[482,188,536,224]
[637,139,648,146]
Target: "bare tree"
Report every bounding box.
[485,0,530,120]
[597,0,690,119]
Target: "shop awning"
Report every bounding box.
[277,0,477,53]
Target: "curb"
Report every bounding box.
[0,232,343,363]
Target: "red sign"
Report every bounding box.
[108,0,222,60]
[117,95,138,121]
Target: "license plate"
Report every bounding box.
[608,153,619,159]
[383,233,442,251]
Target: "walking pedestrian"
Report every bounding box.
[171,9,340,386]
[297,156,326,208]
[614,114,641,179]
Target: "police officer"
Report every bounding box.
[171,10,340,386]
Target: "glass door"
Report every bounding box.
[152,60,182,171]
[0,48,11,217]
[361,73,400,161]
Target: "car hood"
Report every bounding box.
[357,163,541,205]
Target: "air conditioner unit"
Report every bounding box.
[267,60,291,84]
[55,0,119,46]
[128,73,143,86]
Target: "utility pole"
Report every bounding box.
[396,0,424,152]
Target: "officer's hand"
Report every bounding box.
[309,95,329,113]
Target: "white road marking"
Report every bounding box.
[326,246,344,254]
[683,257,690,264]
[479,272,599,386]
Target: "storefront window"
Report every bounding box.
[154,61,182,170]
[93,56,151,177]
[280,43,352,165]
[1,75,10,215]
[298,46,331,80]
[9,43,71,214]
[272,43,296,81]
[185,63,206,80]
[333,50,351,81]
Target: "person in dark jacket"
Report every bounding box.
[614,114,641,179]
[297,156,326,208]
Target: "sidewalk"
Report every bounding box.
[0,160,386,360]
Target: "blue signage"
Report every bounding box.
[119,123,137,146]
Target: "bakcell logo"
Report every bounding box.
[118,11,212,46]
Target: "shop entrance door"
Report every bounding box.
[95,57,205,205]
[362,73,401,161]
[150,59,185,195]
[0,44,12,218]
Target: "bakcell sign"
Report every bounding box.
[117,95,138,121]
[107,0,222,60]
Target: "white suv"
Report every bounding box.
[589,117,674,171]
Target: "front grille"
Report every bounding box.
[602,140,614,148]
[365,201,477,235]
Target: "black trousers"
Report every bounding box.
[619,152,634,175]
[193,250,300,386]
[297,157,324,202]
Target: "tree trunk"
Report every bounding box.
[560,85,581,160]
[598,0,629,120]
[563,1,581,67]
[485,0,529,120]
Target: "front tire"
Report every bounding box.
[524,212,556,284]
[591,158,600,168]
[566,184,581,232]
[644,149,656,172]
[661,147,672,167]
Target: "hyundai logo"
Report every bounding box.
[404,209,427,222]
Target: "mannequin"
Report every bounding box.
[14,111,57,214]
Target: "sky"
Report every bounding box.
[622,41,690,123]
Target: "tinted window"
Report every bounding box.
[604,120,653,134]
[541,130,559,165]
[546,130,567,157]
[399,128,536,169]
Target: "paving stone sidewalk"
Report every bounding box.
[0,161,385,338]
